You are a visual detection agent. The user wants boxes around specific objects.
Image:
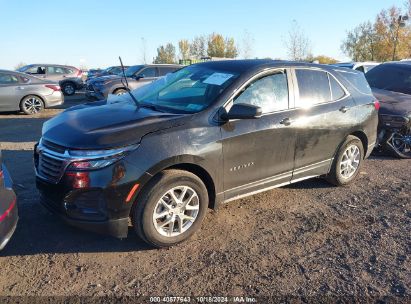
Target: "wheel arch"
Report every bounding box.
[141,157,217,210]
[350,130,369,158]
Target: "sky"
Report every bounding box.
[0,0,407,70]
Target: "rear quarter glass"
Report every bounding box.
[335,70,372,95]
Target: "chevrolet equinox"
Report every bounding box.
[35,60,379,248]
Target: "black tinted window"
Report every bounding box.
[295,69,331,107]
[329,75,345,100]
[158,67,178,76]
[234,72,289,113]
[140,67,157,78]
[366,64,411,95]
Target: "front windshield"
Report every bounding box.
[125,65,144,77]
[130,65,239,114]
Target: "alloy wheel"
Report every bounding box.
[152,186,200,237]
[23,97,43,114]
[64,84,75,95]
[390,131,411,156]
[340,144,360,179]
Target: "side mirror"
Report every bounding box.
[223,103,262,120]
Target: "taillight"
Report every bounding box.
[374,100,380,111]
[45,85,61,91]
[76,70,83,78]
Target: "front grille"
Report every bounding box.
[38,154,65,183]
[42,140,66,154]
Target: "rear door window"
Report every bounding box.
[233,72,289,113]
[158,67,179,76]
[47,66,67,74]
[329,75,346,100]
[295,69,331,107]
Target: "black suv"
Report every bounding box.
[365,62,411,158]
[35,60,378,248]
[85,64,181,100]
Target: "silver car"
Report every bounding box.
[17,64,84,96]
[0,70,64,114]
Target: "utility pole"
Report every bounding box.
[391,15,409,61]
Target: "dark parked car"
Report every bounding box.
[35,60,378,248]
[86,66,129,81]
[85,64,181,100]
[0,70,64,114]
[0,151,18,250]
[365,62,411,158]
[17,64,84,96]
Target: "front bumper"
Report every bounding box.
[34,144,152,238]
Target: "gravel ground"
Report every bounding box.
[0,94,410,303]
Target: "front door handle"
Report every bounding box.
[280,117,292,126]
[16,86,25,90]
[339,106,349,113]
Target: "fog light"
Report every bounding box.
[65,172,90,189]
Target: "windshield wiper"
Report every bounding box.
[119,56,140,109]
[139,103,167,113]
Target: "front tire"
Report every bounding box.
[384,130,411,159]
[20,95,44,115]
[326,135,364,186]
[131,170,208,248]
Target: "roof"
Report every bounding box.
[194,59,339,74]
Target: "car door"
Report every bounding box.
[25,65,47,79]
[220,69,299,201]
[129,67,158,90]
[0,73,23,111]
[46,66,67,82]
[290,68,356,181]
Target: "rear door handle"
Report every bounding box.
[339,106,349,113]
[280,117,292,126]
[16,86,25,90]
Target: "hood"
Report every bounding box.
[372,88,411,117]
[42,100,186,149]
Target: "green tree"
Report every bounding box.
[154,43,176,64]
[207,33,226,57]
[224,37,238,58]
[178,39,190,60]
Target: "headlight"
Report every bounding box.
[67,144,139,170]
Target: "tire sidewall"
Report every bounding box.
[334,137,364,185]
[62,82,75,96]
[114,89,127,96]
[20,95,44,115]
[135,172,208,247]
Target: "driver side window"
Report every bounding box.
[233,72,289,113]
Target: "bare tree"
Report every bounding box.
[140,37,147,64]
[284,21,312,61]
[14,62,26,70]
[190,36,207,59]
[241,30,255,59]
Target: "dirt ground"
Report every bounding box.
[0,94,410,303]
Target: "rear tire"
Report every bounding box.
[326,135,364,186]
[20,95,44,115]
[131,169,208,248]
[62,82,76,96]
